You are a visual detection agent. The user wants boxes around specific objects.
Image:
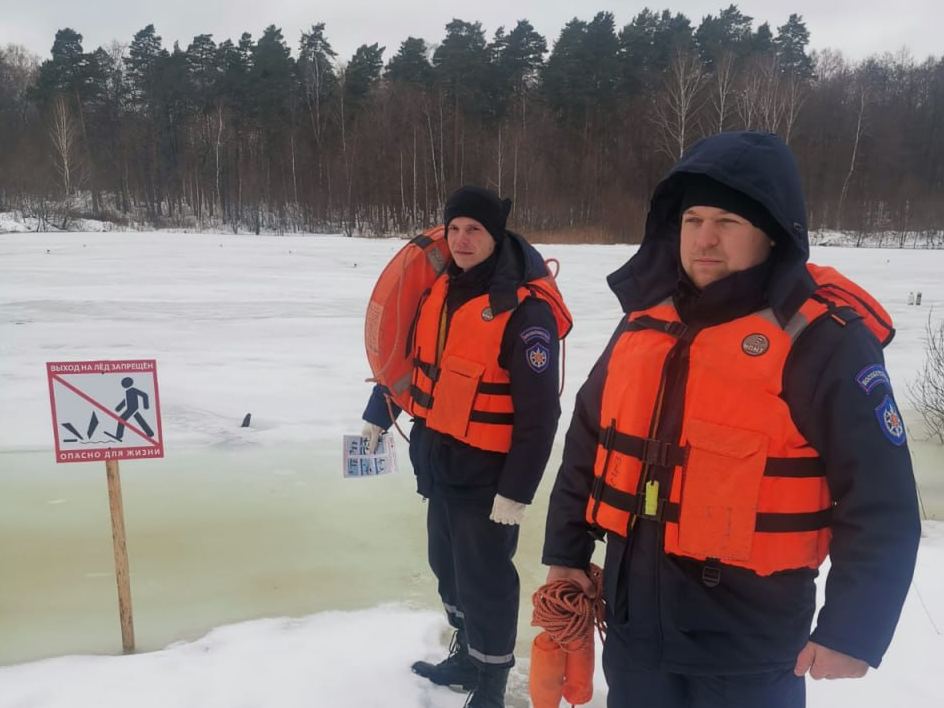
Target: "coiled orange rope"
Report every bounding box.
[530,564,606,707]
[531,563,606,646]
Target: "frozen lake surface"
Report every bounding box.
[1,232,942,707]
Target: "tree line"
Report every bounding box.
[0,5,942,241]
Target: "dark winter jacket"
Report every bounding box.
[364,231,562,505]
[542,131,921,672]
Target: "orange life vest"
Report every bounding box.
[585,265,890,576]
[408,273,571,453]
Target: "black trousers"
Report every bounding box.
[426,494,520,668]
[603,635,805,708]
[602,527,806,708]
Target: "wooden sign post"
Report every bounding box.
[105,459,135,653]
[46,359,164,655]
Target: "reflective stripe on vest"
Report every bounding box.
[586,300,833,576]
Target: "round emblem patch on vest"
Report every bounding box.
[481,307,494,321]
[741,333,770,356]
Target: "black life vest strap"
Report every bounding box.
[597,429,826,479]
[410,385,434,410]
[470,410,515,425]
[764,457,826,478]
[626,315,695,342]
[479,382,512,395]
[590,481,832,532]
[811,284,893,345]
[414,361,512,395]
[598,429,688,468]
[409,385,514,426]
[410,233,436,248]
[415,358,440,381]
[810,294,864,329]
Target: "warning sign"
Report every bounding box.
[46,359,164,463]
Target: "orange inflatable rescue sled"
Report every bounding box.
[364,225,451,410]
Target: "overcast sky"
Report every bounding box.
[0,0,940,64]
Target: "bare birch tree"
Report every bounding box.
[49,95,81,196]
[735,57,764,129]
[708,51,737,133]
[780,72,808,145]
[908,311,944,444]
[653,49,707,159]
[213,102,225,215]
[756,55,786,133]
[838,82,868,230]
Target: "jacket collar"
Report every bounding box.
[447,231,549,316]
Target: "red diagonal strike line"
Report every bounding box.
[52,374,160,447]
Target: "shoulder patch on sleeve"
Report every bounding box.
[521,326,552,344]
[875,395,906,446]
[856,364,891,394]
[526,342,550,372]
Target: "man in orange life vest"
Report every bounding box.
[362,186,571,708]
[541,131,920,708]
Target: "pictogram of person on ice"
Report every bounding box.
[106,376,155,441]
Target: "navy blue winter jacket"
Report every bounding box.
[542,131,921,672]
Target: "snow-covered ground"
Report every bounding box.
[0,211,113,234]
[810,229,944,249]
[0,232,942,707]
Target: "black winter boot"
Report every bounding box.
[411,629,479,691]
[464,666,509,708]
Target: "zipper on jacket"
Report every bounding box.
[646,337,692,669]
[631,341,684,529]
[626,338,683,670]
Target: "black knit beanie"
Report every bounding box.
[443,186,512,243]
[680,175,782,241]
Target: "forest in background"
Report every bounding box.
[0,6,942,241]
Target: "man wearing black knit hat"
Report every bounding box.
[362,185,572,708]
[542,132,919,708]
[443,185,512,244]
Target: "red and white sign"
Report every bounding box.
[46,359,164,463]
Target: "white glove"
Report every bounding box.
[361,422,383,454]
[489,494,527,525]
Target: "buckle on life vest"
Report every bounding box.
[587,524,606,542]
[702,559,721,587]
[414,358,441,382]
[640,438,673,467]
[628,315,692,341]
[410,385,434,410]
[663,321,690,339]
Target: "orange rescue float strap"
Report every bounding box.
[804,263,894,346]
[364,226,450,410]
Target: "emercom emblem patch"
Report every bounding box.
[527,343,550,372]
[875,395,906,446]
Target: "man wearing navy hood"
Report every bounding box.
[541,131,920,707]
